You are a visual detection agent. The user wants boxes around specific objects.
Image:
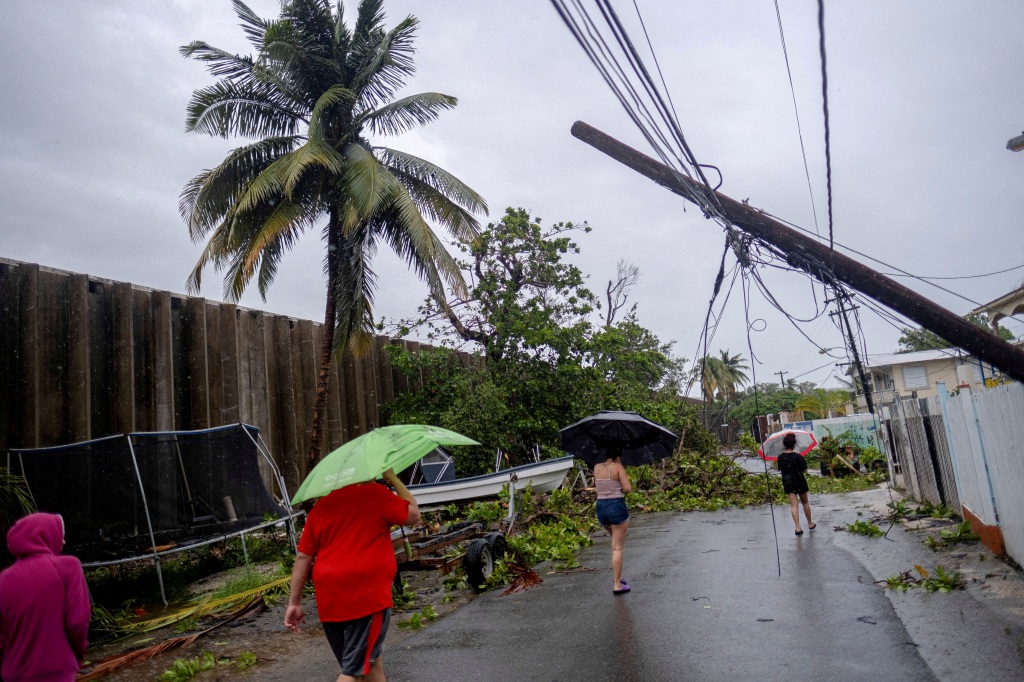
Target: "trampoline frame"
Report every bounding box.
[8,423,301,604]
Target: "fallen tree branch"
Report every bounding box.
[76,596,266,681]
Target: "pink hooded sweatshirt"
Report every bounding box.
[0,513,90,682]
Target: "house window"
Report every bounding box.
[902,365,928,389]
[872,373,893,392]
[972,363,984,384]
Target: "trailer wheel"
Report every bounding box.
[464,538,494,591]
[485,532,509,558]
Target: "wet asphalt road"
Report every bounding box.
[385,504,932,682]
[264,487,1024,682]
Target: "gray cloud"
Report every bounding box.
[2,0,1021,392]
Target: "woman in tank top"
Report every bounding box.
[594,450,632,594]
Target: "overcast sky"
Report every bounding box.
[2,1,1022,393]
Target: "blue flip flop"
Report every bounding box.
[613,584,631,595]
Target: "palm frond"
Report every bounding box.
[350,15,418,112]
[232,0,270,49]
[341,142,401,221]
[377,147,487,214]
[352,0,387,43]
[376,190,466,299]
[179,41,257,81]
[361,92,457,137]
[308,84,357,140]
[184,79,306,139]
[280,138,346,197]
[330,223,378,356]
[181,136,300,239]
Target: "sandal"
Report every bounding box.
[795,530,804,536]
[613,584,631,595]
[808,523,817,530]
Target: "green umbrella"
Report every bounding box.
[290,425,479,505]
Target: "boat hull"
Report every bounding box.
[409,456,575,507]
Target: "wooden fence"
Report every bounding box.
[0,257,464,494]
[883,381,1024,565]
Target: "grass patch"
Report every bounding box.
[808,472,886,495]
[924,520,979,551]
[885,565,963,592]
[846,520,884,537]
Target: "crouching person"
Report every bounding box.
[285,468,420,681]
[0,512,91,682]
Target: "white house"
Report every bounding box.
[851,349,993,412]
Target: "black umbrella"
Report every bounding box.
[559,411,679,467]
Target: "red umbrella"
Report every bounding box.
[758,429,817,461]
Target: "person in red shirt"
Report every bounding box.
[285,468,420,681]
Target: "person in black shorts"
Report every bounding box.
[778,433,815,535]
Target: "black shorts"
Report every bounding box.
[322,608,391,677]
[783,474,809,496]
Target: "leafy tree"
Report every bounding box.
[897,313,1012,353]
[794,388,851,419]
[728,383,805,431]
[180,0,486,470]
[383,208,711,474]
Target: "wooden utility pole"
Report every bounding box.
[571,120,1024,384]
[774,370,788,389]
[828,292,876,414]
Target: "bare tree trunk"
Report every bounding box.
[306,218,340,473]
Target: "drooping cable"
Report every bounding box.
[741,269,782,577]
[762,209,989,309]
[817,0,834,252]
[881,262,1024,281]
[772,0,821,239]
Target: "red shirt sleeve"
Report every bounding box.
[376,485,411,527]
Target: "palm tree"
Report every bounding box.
[691,350,749,403]
[716,350,749,401]
[794,388,850,419]
[180,0,487,471]
[691,355,725,403]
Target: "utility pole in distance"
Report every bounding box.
[570,120,1024,384]
[774,370,788,389]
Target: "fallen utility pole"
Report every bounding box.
[571,120,1024,384]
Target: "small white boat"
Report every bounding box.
[409,455,575,508]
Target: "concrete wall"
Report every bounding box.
[0,258,463,493]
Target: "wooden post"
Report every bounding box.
[219,303,240,425]
[17,264,40,448]
[185,298,210,430]
[570,120,1024,384]
[68,274,91,442]
[112,282,136,434]
[153,291,176,431]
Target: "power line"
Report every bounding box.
[550,0,729,223]
[881,262,1024,281]
[816,0,834,252]
[772,0,821,239]
[762,209,988,309]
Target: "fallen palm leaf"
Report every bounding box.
[113,575,291,635]
[501,559,543,595]
[76,596,265,681]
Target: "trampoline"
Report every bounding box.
[7,423,301,603]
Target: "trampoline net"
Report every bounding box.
[9,425,290,563]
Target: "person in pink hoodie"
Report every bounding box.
[0,513,91,682]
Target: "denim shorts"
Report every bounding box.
[596,497,629,526]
